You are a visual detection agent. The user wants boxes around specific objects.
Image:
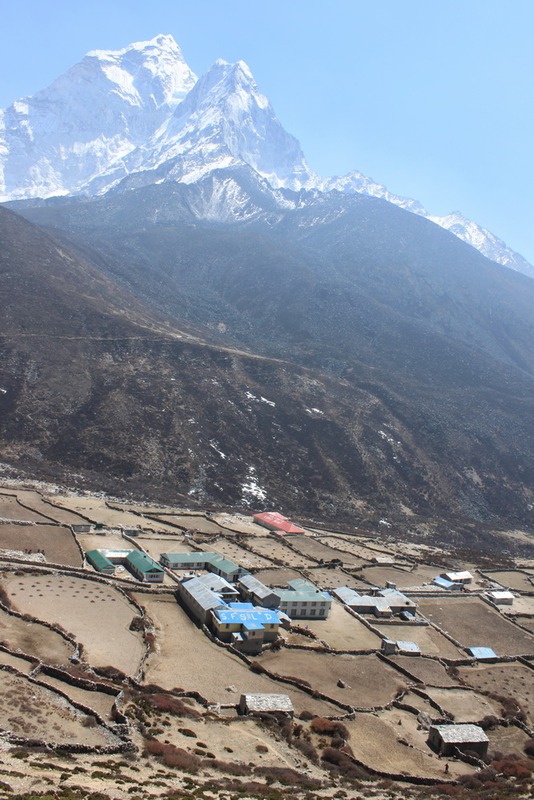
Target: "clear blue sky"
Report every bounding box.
[1,0,533,263]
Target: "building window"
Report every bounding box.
[310,609,316,616]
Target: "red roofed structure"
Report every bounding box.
[253,512,305,535]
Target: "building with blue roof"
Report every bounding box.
[466,646,497,660]
[211,602,280,652]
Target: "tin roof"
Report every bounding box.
[253,512,305,534]
[86,550,114,570]
[180,576,227,612]
[126,550,164,574]
[241,693,294,713]
[444,571,473,582]
[397,640,421,654]
[214,603,279,627]
[432,576,457,589]
[277,579,331,604]
[238,574,278,600]
[430,724,489,744]
[466,646,497,660]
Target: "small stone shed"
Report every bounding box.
[428,724,489,758]
[239,693,294,717]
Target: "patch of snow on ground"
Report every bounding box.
[241,467,267,505]
[209,440,226,459]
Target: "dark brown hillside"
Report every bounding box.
[2,193,534,530]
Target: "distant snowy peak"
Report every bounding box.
[325,171,533,277]
[426,212,534,278]
[0,34,197,201]
[91,55,316,194]
[322,170,427,215]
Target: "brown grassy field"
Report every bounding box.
[0,523,82,566]
[418,597,534,655]
[343,709,474,779]
[196,537,274,568]
[484,570,534,593]
[213,513,268,535]
[10,490,90,525]
[457,662,534,723]
[0,605,73,664]
[298,601,382,651]
[258,651,408,708]
[302,566,370,590]
[51,496,176,532]
[0,493,50,522]
[38,673,118,721]
[243,536,314,567]
[375,622,464,658]
[423,687,501,722]
[317,534,396,560]
[389,656,460,687]
[3,572,145,675]
[361,564,439,588]
[154,514,224,533]
[0,669,120,746]
[136,594,342,716]
[286,535,363,566]
[253,567,304,585]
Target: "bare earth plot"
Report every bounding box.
[0,650,34,673]
[9,490,89,525]
[457,662,534,723]
[302,566,369,590]
[287,535,363,566]
[0,669,120,747]
[343,709,474,779]
[418,597,534,655]
[486,723,533,757]
[254,567,304,586]
[196,538,273,569]
[484,570,534,593]
[375,622,464,658]
[502,595,534,616]
[299,601,381,651]
[317,534,397,559]
[362,564,440,588]
[0,523,82,566]
[0,493,50,522]
[516,616,534,633]
[423,687,501,722]
[0,605,73,665]
[135,536,195,559]
[213,513,267,535]
[258,651,408,708]
[162,716,324,776]
[51,496,176,532]
[154,514,224,534]
[390,656,460,687]
[80,532,134,552]
[243,536,314,567]
[37,673,118,721]
[4,572,144,675]
[135,594,341,716]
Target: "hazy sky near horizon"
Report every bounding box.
[1,0,533,263]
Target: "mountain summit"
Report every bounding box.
[0,34,532,277]
[0,34,196,200]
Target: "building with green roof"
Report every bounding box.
[86,549,115,575]
[126,551,165,582]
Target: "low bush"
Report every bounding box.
[310,717,349,739]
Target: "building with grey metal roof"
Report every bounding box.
[239,693,294,716]
[238,574,280,609]
[428,724,489,758]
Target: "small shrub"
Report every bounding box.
[310,717,349,739]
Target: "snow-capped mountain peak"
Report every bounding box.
[0,34,197,201]
[88,53,316,193]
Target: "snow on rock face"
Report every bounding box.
[88,56,316,194]
[0,34,197,201]
[0,33,532,278]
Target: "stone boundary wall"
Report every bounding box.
[0,662,133,753]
